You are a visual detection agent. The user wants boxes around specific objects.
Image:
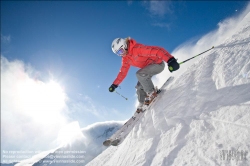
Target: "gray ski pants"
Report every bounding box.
[135,62,165,104]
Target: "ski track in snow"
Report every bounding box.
[87,9,250,166]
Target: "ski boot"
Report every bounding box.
[144,88,158,106]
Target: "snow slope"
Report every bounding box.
[87,9,250,166]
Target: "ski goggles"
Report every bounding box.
[116,47,126,56]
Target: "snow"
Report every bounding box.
[87,7,250,166]
[9,121,123,166]
[5,4,250,166]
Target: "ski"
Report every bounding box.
[103,76,174,146]
[103,111,145,146]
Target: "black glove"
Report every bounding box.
[167,57,180,72]
[109,84,118,92]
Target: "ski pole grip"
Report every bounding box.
[168,66,174,72]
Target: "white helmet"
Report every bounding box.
[111,38,127,56]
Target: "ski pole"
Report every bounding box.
[115,90,128,100]
[178,46,214,65]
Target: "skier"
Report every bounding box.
[109,37,179,113]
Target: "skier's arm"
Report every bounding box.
[156,47,174,63]
[133,44,173,62]
[153,47,179,72]
[113,58,130,85]
[137,45,179,72]
[148,46,174,62]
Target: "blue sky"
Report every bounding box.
[1,1,249,152]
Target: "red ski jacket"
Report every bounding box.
[113,39,173,85]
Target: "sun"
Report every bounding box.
[17,79,68,124]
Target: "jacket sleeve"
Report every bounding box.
[133,44,174,63]
[113,58,130,85]
[155,46,174,63]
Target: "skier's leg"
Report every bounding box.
[135,81,147,104]
[135,81,147,112]
[136,62,165,94]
